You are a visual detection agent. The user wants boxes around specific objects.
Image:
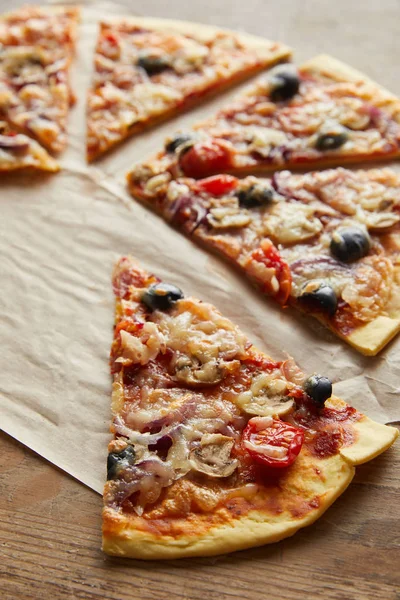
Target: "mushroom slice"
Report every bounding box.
[173,355,239,387]
[207,206,251,229]
[235,373,294,417]
[189,434,238,478]
[362,210,400,231]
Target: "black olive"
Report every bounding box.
[269,69,300,102]
[315,131,348,151]
[107,445,136,480]
[142,282,184,311]
[137,53,170,75]
[330,227,371,263]
[165,133,194,154]
[298,281,338,316]
[304,374,332,405]
[237,183,274,208]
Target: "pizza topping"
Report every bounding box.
[117,323,165,366]
[107,445,136,480]
[263,203,323,245]
[189,433,238,477]
[195,174,238,196]
[330,226,371,263]
[0,133,29,153]
[235,372,294,417]
[281,356,306,386]
[237,181,275,208]
[298,281,338,316]
[248,126,288,157]
[142,283,184,311]
[179,140,232,178]
[137,52,170,75]
[172,354,229,386]
[304,375,332,406]
[207,206,251,229]
[268,65,300,102]
[151,298,247,388]
[105,457,176,514]
[165,132,195,154]
[362,211,400,231]
[340,255,393,322]
[245,239,292,304]
[242,417,304,468]
[314,128,349,151]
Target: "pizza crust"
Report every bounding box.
[340,417,398,465]
[100,17,292,60]
[103,453,355,559]
[344,315,400,356]
[102,415,398,559]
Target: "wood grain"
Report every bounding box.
[1,429,399,600]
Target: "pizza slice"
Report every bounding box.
[103,256,398,559]
[86,17,291,161]
[0,5,80,153]
[128,166,400,355]
[129,55,400,179]
[0,5,80,55]
[0,121,59,172]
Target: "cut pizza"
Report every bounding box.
[0,5,80,154]
[129,55,400,179]
[0,120,59,172]
[103,256,398,559]
[86,17,291,161]
[128,166,400,355]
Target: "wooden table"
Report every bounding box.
[1,428,399,600]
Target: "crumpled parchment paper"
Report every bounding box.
[1,0,399,494]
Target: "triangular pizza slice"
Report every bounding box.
[102,256,398,559]
[129,55,400,179]
[86,17,291,161]
[0,5,79,55]
[0,121,59,172]
[0,5,80,153]
[128,166,400,355]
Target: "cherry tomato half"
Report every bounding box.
[179,140,232,179]
[250,239,292,304]
[242,417,304,468]
[195,174,238,196]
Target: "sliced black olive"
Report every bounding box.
[142,282,184,311]
[315,131,348,151]
[165,133,194,154]
[298,281,338,316]
[304,374,332,405]
[269,68,300,102]
[137,53,170,75]
[237,183,274,208]
[330,227,371,263]
[107,445,136,480]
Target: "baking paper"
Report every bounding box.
[1,0,399,495]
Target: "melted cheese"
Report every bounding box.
[263,202,323,244]
[118,323,166,365]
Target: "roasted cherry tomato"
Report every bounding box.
[179,140,232,178]
[250,239,292,304]
[242,417,304,468]
[195,174,238,196]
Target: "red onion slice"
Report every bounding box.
[0,134,30,152]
